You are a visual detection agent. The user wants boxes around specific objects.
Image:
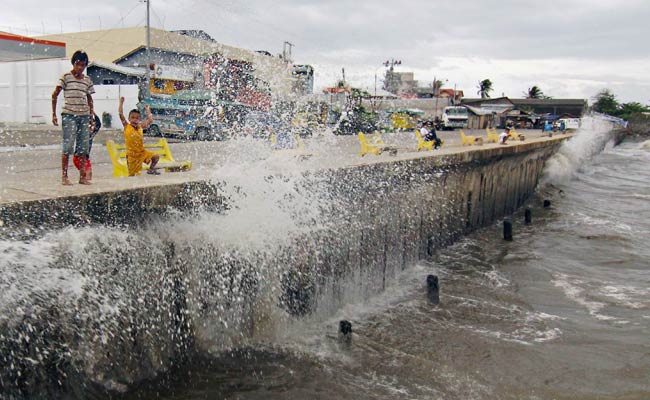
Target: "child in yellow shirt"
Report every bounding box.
[118,97,160,176]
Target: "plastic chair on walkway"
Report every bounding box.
[460,130,483,146]
[509,128,526,141]
[358,132,397,156]
[485,128,499,143]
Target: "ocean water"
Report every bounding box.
[123,137,650,400]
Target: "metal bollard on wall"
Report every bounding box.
[503,219,513,241]
[426,274,439,305]
[525,208,532,224]
[339,320,352,343]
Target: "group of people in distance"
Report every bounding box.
[419,120,513,147]
[51,50,160,186]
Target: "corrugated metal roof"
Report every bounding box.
[510,98,587,106]
[461,97,514,105]
[0,31,66,61]
[359,86,398,98]
[465,105,494,116]
[38,27,273,66]
[88,60,145,76]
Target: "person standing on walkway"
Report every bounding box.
[52,50,95,185]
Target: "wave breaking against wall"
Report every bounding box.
[0,139,564,398]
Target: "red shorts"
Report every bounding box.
[72,155,92,171]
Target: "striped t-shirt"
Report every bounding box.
[57,72,95,115]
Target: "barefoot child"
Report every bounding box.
[51,50,95,185]
[118,97,160,176]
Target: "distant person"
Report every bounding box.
[118,97,160,176]
[72,113,100,182]
[51,49,95,185]
[420,122,441,149]
[543,121,553,132]
[433,117,442,131]
[499,127,512,145]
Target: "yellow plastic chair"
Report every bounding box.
[358,132,397,156]
[460,130,482,146]
[270,133,305,150]
[270,133,312,159]
[509,128,526,141]
[486,127,499,143]
[415,130,434,151]
[106,139,192,177]
[358,132,381,156]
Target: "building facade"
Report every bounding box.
[39,27,298,102]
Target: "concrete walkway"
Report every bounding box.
[0,127,568,205]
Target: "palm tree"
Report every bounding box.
[432,79,444,96]
[525,86,544,99]
[477,79,493,99]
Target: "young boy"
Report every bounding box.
[118,97,160,176]
[52,50,95,185]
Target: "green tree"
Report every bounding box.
[592,89,619,115]
[618,102,650,120]
[477,79,493,99]
[432,79,445,96]
[524,85,544,99]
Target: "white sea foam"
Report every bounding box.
[552,273,616,321]
[639,139,650,150]
[458,308,564,345]
[570,212,634,233]
[600,285,650,309]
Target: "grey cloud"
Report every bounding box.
[2,0,648,101]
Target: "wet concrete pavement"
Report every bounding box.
[0,126,567,205]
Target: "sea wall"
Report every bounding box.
[625,117,650,139]
[0,138,564,398]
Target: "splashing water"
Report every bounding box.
[541,115,620,185]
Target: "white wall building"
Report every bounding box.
[0,58,138,124]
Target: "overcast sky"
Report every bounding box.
[2,0,649,103]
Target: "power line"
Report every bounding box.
[0,2,142,39]
[81,2,143,49]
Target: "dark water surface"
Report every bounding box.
[123,139,650,400]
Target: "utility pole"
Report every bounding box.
[433,76,439,119]
[145,0,151,98]
[453,83,457,105]
[382,59,401,94]
[283,41,294,63]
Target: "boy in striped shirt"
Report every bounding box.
[52,50,95,185]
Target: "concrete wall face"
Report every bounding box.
[0,142,560,398]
